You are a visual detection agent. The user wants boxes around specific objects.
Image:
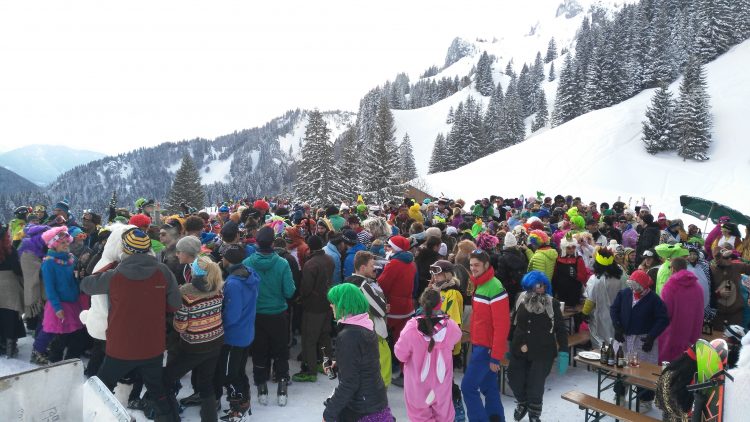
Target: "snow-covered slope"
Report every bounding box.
[424,39,750,220]
[0,145,105,186]
[393,0,621,174]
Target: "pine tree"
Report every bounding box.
[398,133,418,182]
[428,133,447,174]
[532,52,546,87]
[475,52,495,96]
[501,77,526,146]
[694,0,734,63]
[548,61,556,81]
[167,154,205,213]
[641,85,676,154]
[552,54,580,127]
[483,82,504,153]
[446,106,454,124]
[531,90,549,132]
[675,60,712,161]
[505,59,515,76]
[294,110,345,206]
[546,37,558,63]
[362,97,402,202]
[337,126,360,199]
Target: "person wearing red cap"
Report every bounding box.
[610,269,669,410]
[377,235,416,385]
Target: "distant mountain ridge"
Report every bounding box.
[0,166,40,195]
[0,145,105,185]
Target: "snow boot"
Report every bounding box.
[292,370,317,382]
[179,392,201,407]
[257,383,268,406]
[6,339,18,359]
[391,373,404,388]
[453,397,466,422]
[199,397,219,422]
[513,402,528,421]
[527,402,542,422]
[277,377,288,406]
[30,349,49,365]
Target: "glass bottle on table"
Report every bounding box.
[607,338,616,366]
[599,341,608,365]
[616,345,625,368]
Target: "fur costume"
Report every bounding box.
[79,223,136,340]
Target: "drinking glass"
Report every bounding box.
[627,352,639,368]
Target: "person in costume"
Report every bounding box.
[508,271,568,422]
[582,248,627,349]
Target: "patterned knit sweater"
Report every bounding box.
[173,283,224,348]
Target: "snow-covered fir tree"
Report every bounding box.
[694,0,734,63]
[548,61,556,81]
[361,97,401,202]
[337,126,360,199]
[545,37,558,63]
[294,110,345,206]
[446,106,454,124]
[398,133,418,183]
[475,51,495,96]
[552,54,579,127]
[675,60,712,161]
[483,81,504,154]
[501,77,526,147]
[428,133,447,174]
[531,90,549,132]
[641,85,676,154]
[505,59,514,76]
[167,154,205,213]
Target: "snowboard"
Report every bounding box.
[694,338,728,422]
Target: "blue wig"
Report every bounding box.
[521,270,552,295]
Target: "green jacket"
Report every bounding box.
[243,251,296,315]
[526,247,558,281]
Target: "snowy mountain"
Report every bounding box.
[424,39,750,223]
[42,109,355,213]
[0,166,40,195]
[0,145,105,186]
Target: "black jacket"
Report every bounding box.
[323,323,388,421]
[414,248,439,299]
[636,223,661,264]
[495,248,528,306]
[510,296,568,361]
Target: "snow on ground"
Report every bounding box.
[0,332,663,421]
[424,39,750,226]
[200,156,233,185]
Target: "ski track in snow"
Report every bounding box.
[0,334,664,421]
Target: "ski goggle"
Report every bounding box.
[429,265,443,275]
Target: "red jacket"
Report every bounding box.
[378,252,416,319]
[470,268,511,362]
[80,254,181,360]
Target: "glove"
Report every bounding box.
[614,327,625,343]
[558,351,569,375]
[641,336,655,353]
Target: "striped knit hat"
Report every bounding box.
[122,228,151,255]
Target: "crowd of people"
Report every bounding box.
[1,194,750,422]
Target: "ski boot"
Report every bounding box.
[454,397,466,422]
[277,377,288,406]
[179,392,201,408]
[220,395,251,422]
[257,383,268,406]
[527,402,542,422]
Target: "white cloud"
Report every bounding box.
[0,0,555,154]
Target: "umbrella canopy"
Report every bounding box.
[679,195,750,226]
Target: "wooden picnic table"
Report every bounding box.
[574,355,662,405]
[562,304,584,333]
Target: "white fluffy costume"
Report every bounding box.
[78,223,136,340]
[725,331,750,421]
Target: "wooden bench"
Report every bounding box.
[568,331,591,367]
[562,390,660,422]
[623,376,656,412]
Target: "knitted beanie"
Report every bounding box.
[42,226,72,249]
[122,229,152,255]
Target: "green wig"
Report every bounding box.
[327,283,369,320]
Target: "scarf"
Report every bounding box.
[470,267,495,286]
[514,291,555,333]
[44,251,75,267]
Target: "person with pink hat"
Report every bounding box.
[40,226,87,363]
